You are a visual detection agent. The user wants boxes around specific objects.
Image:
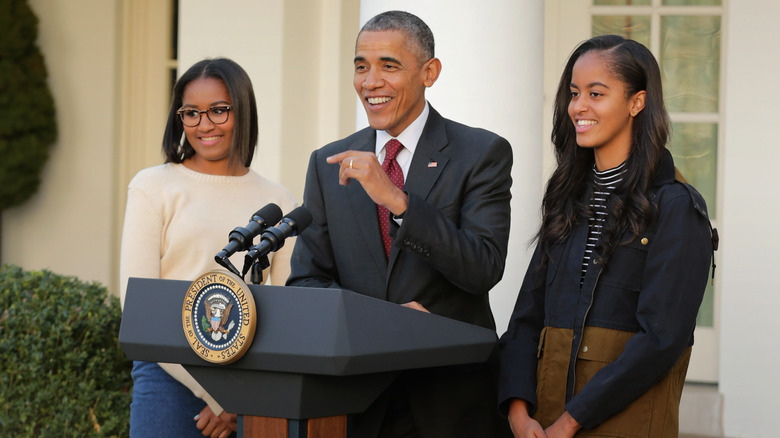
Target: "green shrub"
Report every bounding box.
[0,0,58,211]
[0,265,131,436]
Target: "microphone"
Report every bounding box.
[242,206,312,276]
[215,203,283,263]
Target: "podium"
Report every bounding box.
[119,277,498,437]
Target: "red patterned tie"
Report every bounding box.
[378,139,404,257]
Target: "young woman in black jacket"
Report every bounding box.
[499,35,716,437]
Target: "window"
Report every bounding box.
[592,0,722,329]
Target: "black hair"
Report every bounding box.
[161,58,258,168]
[359,10,434,64]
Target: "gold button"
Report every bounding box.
[641,237,649,245]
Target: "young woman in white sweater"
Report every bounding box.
[119,58,297,438]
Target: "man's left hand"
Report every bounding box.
[401,301,430,313]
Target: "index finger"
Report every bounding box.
[326,150,353,164]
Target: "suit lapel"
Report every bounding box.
[387,107,450,275]
[404,108,450,201]
[344,129,389,273]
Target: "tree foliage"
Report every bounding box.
[0,0,57,211]
[0,265,132,436]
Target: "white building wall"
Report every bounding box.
[358,0,545,333]
[178,0,359,205]
[4,2,780,434]
[178,0,286,185]
[720,1,780,437]
[1,0,119,288]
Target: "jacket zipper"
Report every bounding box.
[570,265,603,396]
[570,227,625,398]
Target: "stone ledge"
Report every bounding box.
[679,382,723,437]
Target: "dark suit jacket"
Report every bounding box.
[288,106,513,437]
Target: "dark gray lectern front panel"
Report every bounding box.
[119,277,497,419]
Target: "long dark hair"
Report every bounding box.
[539,35,669,263]
[161,58,259,167]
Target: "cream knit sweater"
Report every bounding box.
[119,163,298,415]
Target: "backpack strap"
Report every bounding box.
[674,167,719,284]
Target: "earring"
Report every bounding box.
[178,131,186,160]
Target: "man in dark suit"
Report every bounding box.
[287,10,513,437]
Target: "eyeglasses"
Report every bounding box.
[177,105,232,127]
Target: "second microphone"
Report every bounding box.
[243,206,313,276]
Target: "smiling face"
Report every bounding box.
[180,77,239,175]
[568,51,645,170]
[353,30,440,137]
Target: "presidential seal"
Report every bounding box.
[182,270,257,364]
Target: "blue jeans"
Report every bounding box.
[130,361,210,438]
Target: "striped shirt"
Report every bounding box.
[581,162,627,286]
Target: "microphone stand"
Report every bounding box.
[248,255,270,285]
[215,252,269,284]
[215,254,242,278]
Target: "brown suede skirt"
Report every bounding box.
[534,326,691,437]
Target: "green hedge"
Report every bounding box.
[0,265,131,436]
[0,0,58,211]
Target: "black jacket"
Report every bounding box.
[289,107,513,437]
[499,149,715,430]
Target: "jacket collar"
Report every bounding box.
[651,148,676,188]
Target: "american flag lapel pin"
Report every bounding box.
[428,161,437,168]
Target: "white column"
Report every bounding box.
[358,0,545,332]
[720,1,780,437]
